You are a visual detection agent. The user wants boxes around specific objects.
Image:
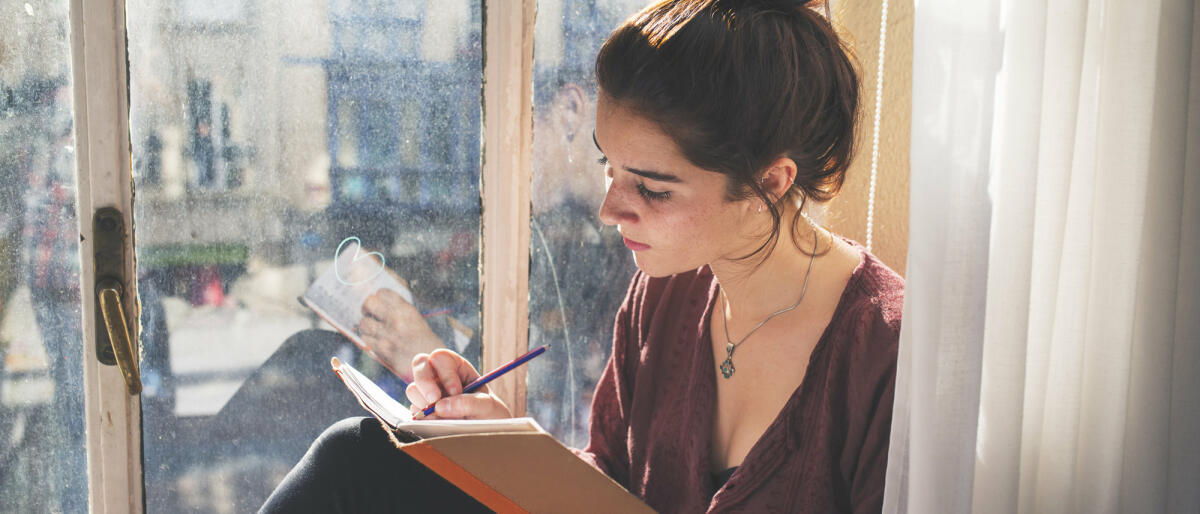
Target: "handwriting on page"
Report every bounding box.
[334,236,387,286]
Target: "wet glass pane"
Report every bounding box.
[526,0,644,447]
[0,1,89,511]
[127,1,483,511]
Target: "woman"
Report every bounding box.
[262,0,902,512]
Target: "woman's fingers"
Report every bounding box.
[427,349,478,397]
[407,349,494,418]
[405,382,429,410]
[404,351,513,420]
[409,350,476,403]
[409,353,444,405]
[408,392,511,420]
[431,392,510,420]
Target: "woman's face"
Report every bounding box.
[595,93,756,277]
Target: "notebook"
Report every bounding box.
[329,357,654,513]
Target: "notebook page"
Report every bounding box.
[331,358,545,439]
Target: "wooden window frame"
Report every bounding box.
[71,0,142,511]
[71,1,538,511]
[479,0,537,417]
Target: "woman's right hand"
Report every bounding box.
[406,348,513,420]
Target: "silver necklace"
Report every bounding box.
[718,228,819,379]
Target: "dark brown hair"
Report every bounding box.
[595,0,859,258]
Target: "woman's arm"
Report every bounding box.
[846,307,901,513]
[849,363,896,513]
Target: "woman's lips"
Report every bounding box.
[623,237,651,251]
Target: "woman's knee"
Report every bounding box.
[308,417,372,460]
[308,417,398,463]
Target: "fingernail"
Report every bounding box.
[424,391,438,404]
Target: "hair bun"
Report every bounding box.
[797,0,832,20]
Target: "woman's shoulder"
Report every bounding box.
[833,237,905,351]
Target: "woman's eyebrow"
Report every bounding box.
[592,130,684,184]
[627,168,682,183]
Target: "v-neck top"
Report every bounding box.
[712,466,738,492]
[574,239,903,513]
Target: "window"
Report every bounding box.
[0,2,88,511]
[0,1,671,511]
[126,1,483,510]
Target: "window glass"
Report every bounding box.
[127,1,483,510]
[0,2,88,511]
[527,0,645,447]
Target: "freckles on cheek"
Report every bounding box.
[671,209,715,244]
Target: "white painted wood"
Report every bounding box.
[69,0,144,511]
[480,0,536,416]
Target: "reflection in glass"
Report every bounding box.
[0,2,88,512]
[527,0,646,447]
[127,1,483,510]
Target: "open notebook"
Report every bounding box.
[330,356,543,440]
[329,357,654,513]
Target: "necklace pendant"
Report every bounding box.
[720,343,736,379]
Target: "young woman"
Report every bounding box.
[262,0,902,512]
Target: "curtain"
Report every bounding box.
[884,0,1200,512]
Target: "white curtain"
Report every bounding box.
[884,0,1200,512]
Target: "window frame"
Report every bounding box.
[479,0,536,417]
[70,0,143,511]
[71,0,538,511]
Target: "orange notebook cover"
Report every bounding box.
[331,358,655,513]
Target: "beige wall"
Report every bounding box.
[825,0,913,277]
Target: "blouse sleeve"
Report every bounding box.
[571,272,646,489]
[846,305,901,513]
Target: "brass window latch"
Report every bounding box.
[93,207,141,396]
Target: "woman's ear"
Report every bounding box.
[760,156,798,204]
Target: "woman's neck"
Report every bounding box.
[709,204,826,324]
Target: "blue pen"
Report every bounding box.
[418,345,548,418]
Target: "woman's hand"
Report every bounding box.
[406,349,512,420]
[358,289,443,374]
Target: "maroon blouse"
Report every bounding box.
[574,241,904,513]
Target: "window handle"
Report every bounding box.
[98,282,141,395]
[93,206,141,395]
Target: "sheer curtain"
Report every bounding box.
[884,0,1199,512]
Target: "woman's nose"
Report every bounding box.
[598,181,639,226]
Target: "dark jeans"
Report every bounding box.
[258,417,492,513]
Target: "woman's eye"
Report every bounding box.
[636,182,671,201]
[597,156,609,166]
